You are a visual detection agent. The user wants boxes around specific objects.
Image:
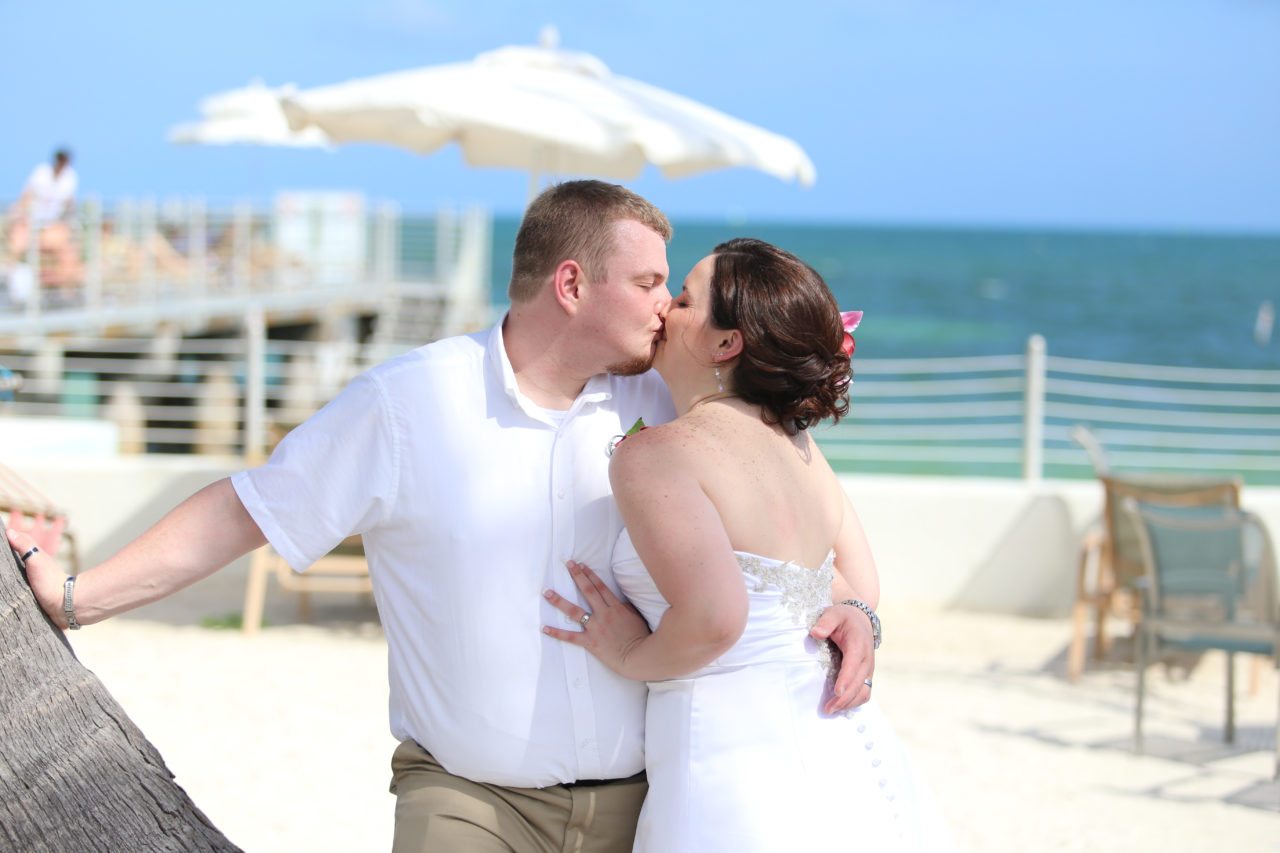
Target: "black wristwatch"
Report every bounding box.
[839,599,880,649]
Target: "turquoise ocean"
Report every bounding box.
[461,218,1280,482]
[486,218,1280,370]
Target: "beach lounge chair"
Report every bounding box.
[1125,499,1279,778]
[1068,426,1241,681]
[241,535,372,635]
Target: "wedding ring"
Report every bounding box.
[579,612,592,628]
[863,679,873,688]
[19,546,40,563]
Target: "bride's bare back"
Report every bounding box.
[665,398,843,570]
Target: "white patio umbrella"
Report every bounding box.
[168,80,330,148]
[281,28,815,200]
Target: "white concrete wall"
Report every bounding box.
[10,456,244,571]
[842,474,1280,616]
[8,457,1280,618]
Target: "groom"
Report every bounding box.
[11,180,877,852]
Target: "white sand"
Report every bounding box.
[67,596,1279,853]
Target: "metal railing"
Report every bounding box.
[0,327,379,458]
[0,195,492,341]
[2,333,1277,484]
[819,334,1280,483]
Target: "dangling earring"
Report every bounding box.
[714,364,724,393]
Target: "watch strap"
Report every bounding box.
[62,576,82,630]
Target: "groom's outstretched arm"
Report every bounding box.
[9,478,266,629]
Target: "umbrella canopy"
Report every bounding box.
[281,30,815,190]
[169,80,330,148]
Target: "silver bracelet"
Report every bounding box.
[839,598,880,650]
[63,576,82,630]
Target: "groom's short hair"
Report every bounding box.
[508,180,671,303]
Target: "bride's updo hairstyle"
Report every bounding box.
[709,238,851,435]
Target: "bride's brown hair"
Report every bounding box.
[709,238,851,435]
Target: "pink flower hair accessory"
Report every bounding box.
[839,310,863,358]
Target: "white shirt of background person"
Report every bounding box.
[26,163,77,223]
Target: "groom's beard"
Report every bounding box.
[606,351,656,377]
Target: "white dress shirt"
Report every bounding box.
[233,321,675,787]
[24,163,77,223]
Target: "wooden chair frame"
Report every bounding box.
[0,464,80,574]
[241,535,372,634]
[1067,473,1241,682]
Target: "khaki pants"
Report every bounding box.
[389,740,647,853]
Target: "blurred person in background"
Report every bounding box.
[5,148,82,300]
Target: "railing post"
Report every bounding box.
[190,198,207,300]
[83,196,103,312]
[140,197,158,302]
[24,221,41,325]
[372,201,397,291]
[1022,334,1046,483]
[233,201,253,296]
[244,303,266,465]
[117,199,136,306]
[435,206,456,284]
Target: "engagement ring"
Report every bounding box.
[579,612,592,628]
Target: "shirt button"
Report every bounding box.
[557,490,567,499]
[573,678,584,688]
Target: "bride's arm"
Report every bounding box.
[807,488,880,713]
[832,491,879,607]
[544,431,748,681]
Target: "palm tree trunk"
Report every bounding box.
[0,525,240,852]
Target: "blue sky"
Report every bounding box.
[3,0,1278,230]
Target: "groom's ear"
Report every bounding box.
[715,329,744,362]
[552,260,585,315]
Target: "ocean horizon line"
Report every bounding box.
[485,211,1280,241]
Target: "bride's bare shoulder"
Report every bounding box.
[608,420,700,480]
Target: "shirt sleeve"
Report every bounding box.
[232,371,399,571]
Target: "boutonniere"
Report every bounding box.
[607,417,647,457]
[839,310,863,357]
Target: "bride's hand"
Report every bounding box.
[811,604,876,714]
[543,560,651,678]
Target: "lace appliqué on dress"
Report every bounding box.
[736,552,838,671]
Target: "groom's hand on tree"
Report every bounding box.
[812,604,875,714]
[7,520,71,629]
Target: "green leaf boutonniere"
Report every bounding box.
[607,417,647,457]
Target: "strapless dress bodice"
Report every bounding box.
[611,529,836,675]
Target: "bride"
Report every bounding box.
[544,238,950,851]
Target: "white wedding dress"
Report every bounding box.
[612,530,951,852]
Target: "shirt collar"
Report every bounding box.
[486,317,613,423]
